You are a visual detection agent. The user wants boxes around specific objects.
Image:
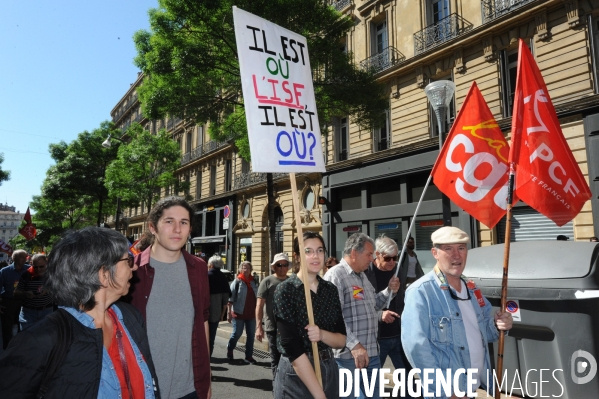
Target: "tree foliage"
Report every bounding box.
[42,121,121,227]
[105,123,188,210]
[0,153,10,186]
[133,0,388,160]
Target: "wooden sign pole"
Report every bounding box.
[289,172,322,387]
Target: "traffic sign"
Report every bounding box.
[223,205,231,219]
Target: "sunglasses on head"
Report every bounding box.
[382,255,398,262]
[275,262,289,268]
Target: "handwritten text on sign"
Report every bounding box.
[233,7,325,173]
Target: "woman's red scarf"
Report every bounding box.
[237,272,253,287]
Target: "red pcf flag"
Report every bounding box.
[19,223,37,241]
[23,206,32,224]
[509,40,591,226]
[432,82,516,228]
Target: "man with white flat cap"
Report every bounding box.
[401,226,512,399]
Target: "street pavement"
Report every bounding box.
[211,334,274,398]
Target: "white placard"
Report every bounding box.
[223,217,229,230]
[233,7,325,173]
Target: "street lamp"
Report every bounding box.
[102,134,125,148]
[425,80,455,226]
[101,134,125,232]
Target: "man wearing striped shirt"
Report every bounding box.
[14,254,53,330]
[324,233,400,399]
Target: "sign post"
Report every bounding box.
[233,6,326,386]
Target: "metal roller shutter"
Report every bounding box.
[496,207,574,242]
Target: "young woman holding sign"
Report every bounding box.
[273,232,346,399]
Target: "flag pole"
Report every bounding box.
[495,164,515,399]
[385,174,433,309]
[289,172,322,386]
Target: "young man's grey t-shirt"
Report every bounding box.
[146,255,195,399]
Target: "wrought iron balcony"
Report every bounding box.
[359,46,406,74]
[482,0,535,23]
[180,137,232,166]
[181,145,205,166]
[332,0,351,11]
[414,13,473,55]
[233,172,287,190]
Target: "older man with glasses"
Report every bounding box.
[255,252,290,382]
[402,226,513,398]
[14,254,53,330]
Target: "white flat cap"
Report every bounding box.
[431,226,469,245]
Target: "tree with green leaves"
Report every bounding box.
[105,123,188,211]
[42,121,121,227]
[133,0,388,158]
[0,153,10,186]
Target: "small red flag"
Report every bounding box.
[24,207,32,224]
[0,239,13,256]
[19,223,37,241]
[509,40,591,226]
[431,82,516,228]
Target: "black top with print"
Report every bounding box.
[274,274,346,361]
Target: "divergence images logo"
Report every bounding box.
[571,350,597,384]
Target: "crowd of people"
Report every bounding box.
[0,195,515,399]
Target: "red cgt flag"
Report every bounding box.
[19,223,37,241]
[509,40,591,226]
[432,82,516,228]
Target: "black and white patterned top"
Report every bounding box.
[274,274,346,360]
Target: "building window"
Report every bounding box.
[369,177,401,207]
[196,171,202,199]
[210,165,216,196]
[335,116,349,161]
[225,159,232,192]
[334,184,362,211]
[274,207,284,254]
[303,187,315,210]
[428,0,450,25]
[197,125,204,147]
[242,201,250,218]
[185,172,190,197]
[186,131,192,153]
[409,171,442,202]
[374,109,391,152]
[500,39,532,117]
[374,20,388,55]
[241,158,250,174]
[429,75,456,139]
[500,46,519,117]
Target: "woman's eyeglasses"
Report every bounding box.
[119,256,135,268]
[304,248,325,256]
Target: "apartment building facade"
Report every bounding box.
[322,0,599,271]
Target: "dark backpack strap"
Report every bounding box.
[36,309,73,399]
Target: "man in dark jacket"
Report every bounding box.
[207,254,231,356]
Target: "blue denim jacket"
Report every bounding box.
[401,271,499,399]
[62,305,156,399]
[229,278,257,314]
